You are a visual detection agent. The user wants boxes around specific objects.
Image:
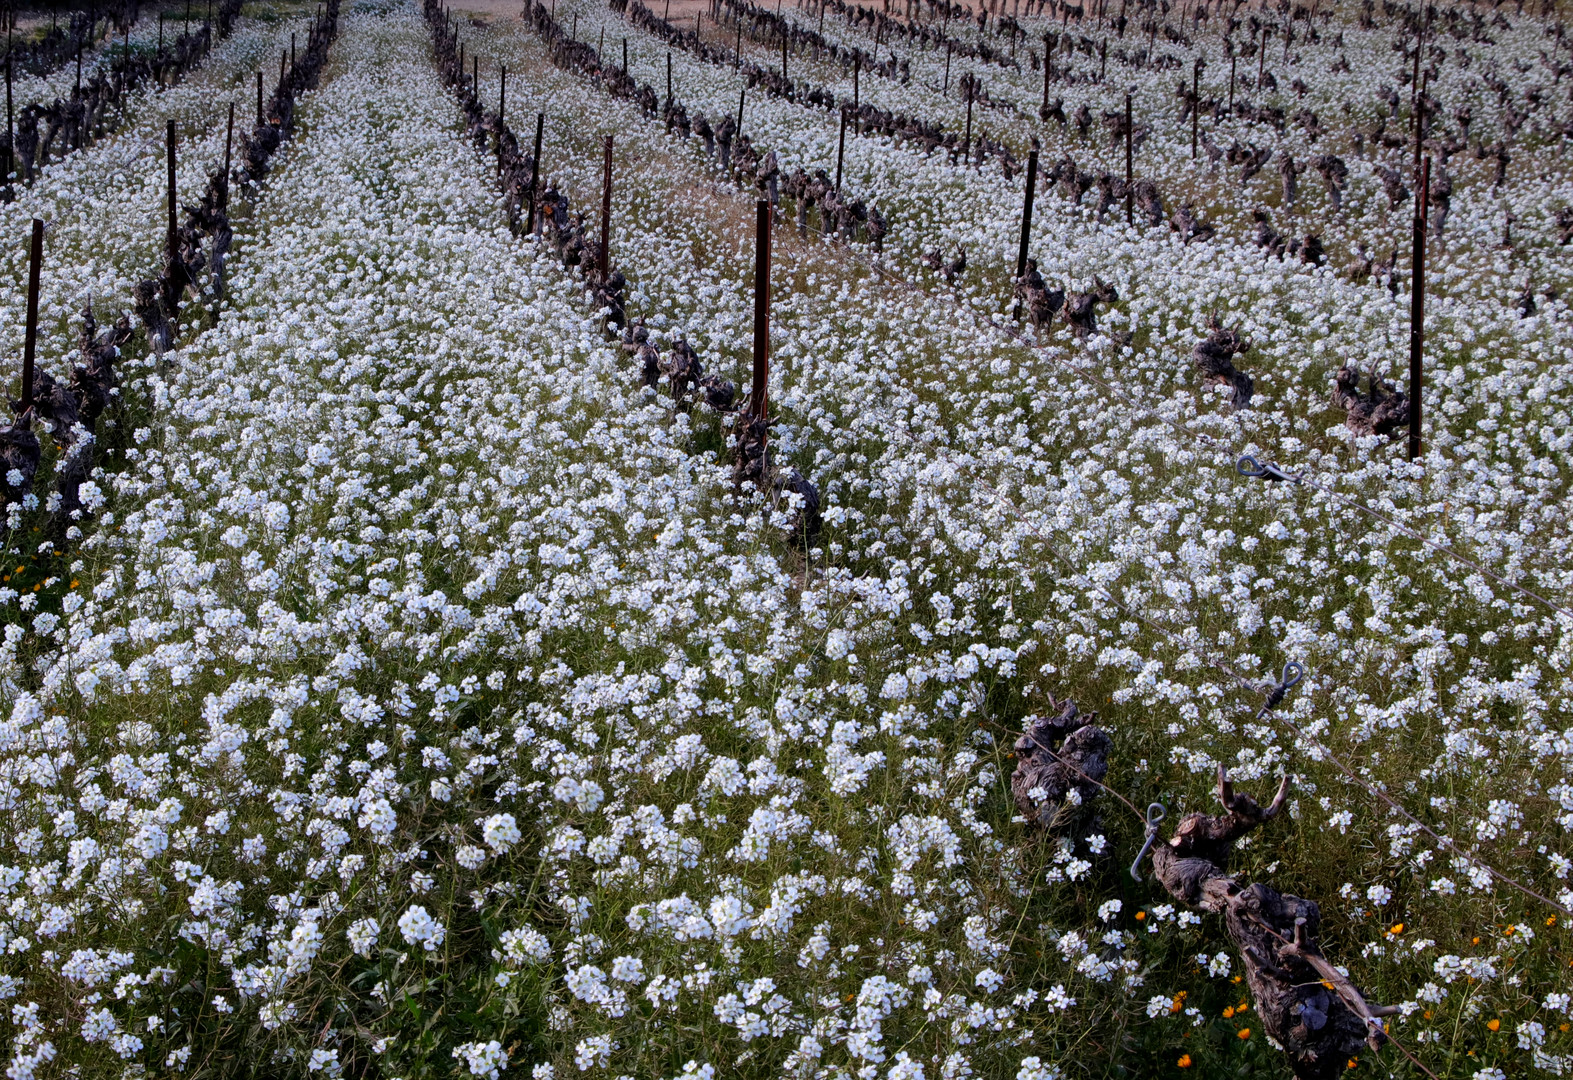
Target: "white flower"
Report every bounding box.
[398,905,446,951]
[347,918,379,959]
[1016,1055,1062,1080]
[483,813,522,852]
[453,1040,509,1079]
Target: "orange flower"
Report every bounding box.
[1487,1019,1501,1032]
[1389,923,1404,935]
[1237,1027,1252,1040]
[1237,1002,1250,1013]
[1471,936,1481,945]
[1548,917,1558,927]
[1347,1059,1359,1069]
[1223,1006,1235,1019]
[1176,1055,1192,1068]
[1135,911,1147,921]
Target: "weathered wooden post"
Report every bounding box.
[943,39,951,94]
[527,111,544,234]
[1124,90,1133,224]
[781,25,787,78]
[751,198,770,421]
[599,134,612,280]
[734,14,742,66]
[835,105,847,191]
[1228,47,1236,111]
[472,54,478,97]
[256,69,263,125]
[666,51,671,105]
[622,36,627,71]
[20,217,42,413]
[1013,148,1038,319]
[736,85,745,138]
[1408,155,1429,461]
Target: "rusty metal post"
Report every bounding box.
[4,59,11,193]
[1191,58,1200,158]
[835,106,847,192]
[222,100,233,210]
[1123,90,1132,224]
[962,76,973,162]
[20,217,41,413]
[1041,33,1050,111]
[751,199,770,421]
[599,134,612,280]
[167,119,178,268]
[1412,69,1428,182]
[527,111,544,235]
[1408,155,1429,462]
[1013,148,1038,319]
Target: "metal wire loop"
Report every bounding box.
[1236,454,1301,483]
[1129,802,1167,882]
